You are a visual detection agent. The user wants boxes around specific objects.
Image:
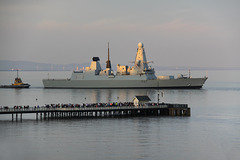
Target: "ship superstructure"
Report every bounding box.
[43,42,207,89]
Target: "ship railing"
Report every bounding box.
[166,103,188,108]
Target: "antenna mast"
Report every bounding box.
[17,69,19,78]
[108,42,110,61]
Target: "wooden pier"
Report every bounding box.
[0,103,190,121]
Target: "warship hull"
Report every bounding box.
[42,77,207,89]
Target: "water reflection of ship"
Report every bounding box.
[90,90,114,103]
[84,89,154,103]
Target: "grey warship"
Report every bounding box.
[42,42,207,89]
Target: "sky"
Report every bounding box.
[0,0,240,68]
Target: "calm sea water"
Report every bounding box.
[0,70,240,160]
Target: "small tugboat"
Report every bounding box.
[0,70,30,88]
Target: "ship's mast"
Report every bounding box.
[106,42,111,69]
[135,42,149,70]
[17,69,19,78]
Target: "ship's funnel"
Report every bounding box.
[106,42,111,69]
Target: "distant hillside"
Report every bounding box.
[0,60,89,71]
[0,60,239,71]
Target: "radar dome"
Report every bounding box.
[138,42,144,48]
